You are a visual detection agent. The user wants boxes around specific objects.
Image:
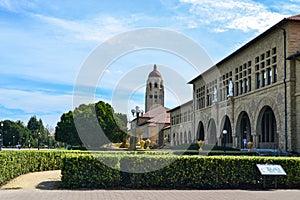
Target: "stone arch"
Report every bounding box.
[184,131,187,144]
[176,132,180,145]
[188,131,192,143]
[220,115,233,147]
[253,97,282,135]
[196,121,205,141]
[207,119,217,145]
[236,111,252,148]
[172,132,176,146]
[180,132,183,145]
[256,106,278,149]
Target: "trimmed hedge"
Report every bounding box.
[0,150,67,186]
[61,154,120,189]
[61,154,300,189]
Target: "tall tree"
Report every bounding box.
[1,120,31,147]
[55,101,128,147]
[55,111,80,146]
[27,116,51,147]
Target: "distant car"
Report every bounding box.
[66,145,72,150]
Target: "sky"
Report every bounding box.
[0,0,299,129]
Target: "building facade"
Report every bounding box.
[170,14,300,153]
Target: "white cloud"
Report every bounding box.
[178,0,289,33]
[0,0,37,13]
[33,14,130,42]
[0,88,72,114]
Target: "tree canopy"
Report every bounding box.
[55,101,128,147]
[0,116,54,148]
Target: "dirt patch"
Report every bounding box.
[0,170,61,190]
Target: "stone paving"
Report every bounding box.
[1,189,300,200]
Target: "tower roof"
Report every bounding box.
[148,64,162,78]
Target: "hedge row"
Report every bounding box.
[0,150,67,186]
[61,154,300,189]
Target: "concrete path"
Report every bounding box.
[1,170,300,200]
[1,189,300,200]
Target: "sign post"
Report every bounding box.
[256,164,286,188]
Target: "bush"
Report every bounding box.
[0,150,66,186]
[61,154,300,189]
[61,154,120,189]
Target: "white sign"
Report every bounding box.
[256,164,286,176]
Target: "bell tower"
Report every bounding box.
[145,64,164,112]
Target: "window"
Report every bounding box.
[235,82,239,96]
[262,71,266,87]
[248,77,251,91]
[267,68,272,85]
[273,66,277,83]
[245,79,248,93]
[240,80,243,94]
[256,73,260,89]
[272,47,276,55]
[149,95,153,98]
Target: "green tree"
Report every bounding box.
[95,101,127,142]
[1,120,31,147]
[55,111,81,146]
[55,101,128,147]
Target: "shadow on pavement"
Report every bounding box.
[36,181,61,190]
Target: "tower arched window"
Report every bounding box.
[154,83,158,88]
[149,83,152,90]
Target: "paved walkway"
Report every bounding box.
[1,170,300,200]
[1,189,300,200]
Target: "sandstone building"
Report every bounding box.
[169,14,300,153]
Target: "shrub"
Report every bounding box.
[61,154,120,189]
[0,150,66,186]
[61,154,300,189]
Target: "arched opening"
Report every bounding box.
[180,132,183,145]
[207,119,217,145]
[184,131,187,144]
[188,131,192,143]
[236,111,252,148]
[257,106,277,149]
[196,121,205,141]
[172,133,175,146]
[221,115,233,147]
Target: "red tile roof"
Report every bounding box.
[141,105,170,124]
[288,14,300,21]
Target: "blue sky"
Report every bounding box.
[0,0,299,129]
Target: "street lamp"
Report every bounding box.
[37,132,41,150]
[12,135,15,148]
[222,130,228,153]
[130,106,144,150]
[0,122,3,150]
